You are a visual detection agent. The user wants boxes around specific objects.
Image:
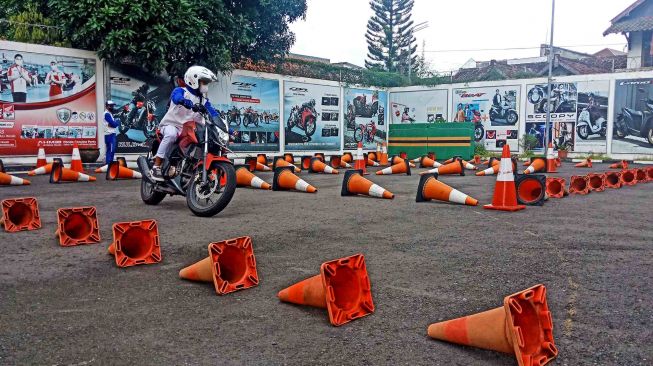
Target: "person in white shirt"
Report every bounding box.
[7,54,31,102]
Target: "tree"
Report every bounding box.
[0,1,66,45]
[365,0,417,74]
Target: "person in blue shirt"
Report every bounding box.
[103,101,120,164]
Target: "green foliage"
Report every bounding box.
[0,1,66,45]
[519,134,539,155]
[365,0,417,73]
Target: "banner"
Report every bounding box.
[612,78,653,154]
[0,50,97,155]
[210,75,280,152]
[283,81,341,151]
[343,88,387,150]
[452,86,520,151]
[389,89,448,123]
[109,65,175,153]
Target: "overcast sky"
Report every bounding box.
[290,0,634,72]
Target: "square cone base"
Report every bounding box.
[111,220,161,267]
[56,206,101,246]
[1,197,41,232]
[209,236,259,295]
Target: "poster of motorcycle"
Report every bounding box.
[209,75,280,152]
[283,81,341,151]
[612,78,653,154]
[0,49,97,155]
[451,86,521,151]
[109,64,175,153]
[389,89,448,124]
[343,88,387,150]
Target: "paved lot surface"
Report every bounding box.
[1,162,651,365]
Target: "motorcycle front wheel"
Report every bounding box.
[142,117,157,138]
[576,125,589,140]
[507,111,518,124]
[474,125,484,142]
[354,127,364,142]
[186,161,236,217]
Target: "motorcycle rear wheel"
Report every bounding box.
[140,175,166,205]
[507,111,518,124]
[647,127,653,145]
[186,161,236,217]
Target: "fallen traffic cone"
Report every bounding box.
[569,175,590,195]
[235,165,271,190]
[376,159,411,176]
[575,158,592,168]
[1,197,41,232]
[273,158,301,173]
[443,156,462,164]
[390,155,416,168]
[621,169,637,186]
[329,155,342,169]
[342,152,354,164]
[367,158,380,167]
[284,153,295,164]
[587,173,606,192]
[300,156,313,171]
[416,174,478,206]
[256,161,271,172]
[471,155,481,165]
[461,159,477,170]
[0,172,30,186]
[523,157,546,174]
[116,156,127,167]
[95,159,138,173]
[314,153,325,162]
[272,166,317,193]
[475,163,500,176]
[523,160,531,167]
[546,143,557,173]
[379,143,389,166]
[278,253,374,326]
[421,159,464,176]
[107,220,161,267]
[604,171,622,189]
[635,168,648,183]
[399,151,407,160]
[257,154,268,166]
[28,158,63,176]
[545,177,567,198]
[427,152,436,161]
[179,236,259,295]
[50,161,95,183]
[309,157,339,174]
[427,284,557,366]
[69,142,84,172]
[107,161,142,180]
[368,152,377,162]
[420,156,441,168]
[609,160,628,169]
[55,206,101,246]
[341,170,394,199]
[515,174,547,206]
[35,147,47,168]
[484,144,524,211]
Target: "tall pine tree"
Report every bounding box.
[365,0,417,73]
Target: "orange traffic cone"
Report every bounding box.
[421,159,464,176]
[50,161,95,183]
[35,147,47,168]
[106,161,142,180]
[354,142,368,174]
[420,156,441,168]
[546,143,557,173]
[575,158,592,168]
[524,157,546,174]
[587,173,605,192]
[645,167,653,181]
[379,143,389,166]
[443,156,462,164]
[609,160,628,169]
[314,153,325,162]
[273,158,301,173]
[69,142,84,173]
[515,174,547,206]
[635,168,649,183]
[284,153,295,164]
[461,159,477,170]
[471,155,481,164]
[257,154,268,166]
[107,220,161,267]
[28,158,63,176]
[329,155,342,169]
[309,157,339,174]
[342,152,354,164]
[368,152,377,162]
[256,161,271,172]
[179,236,259,295]
[236,165,271,190]
[55,206,101,246]
[95,159,136,173]
[476,160,500,176]
[341,170,394,199]
[375,143,382,162]
[376,159,411,175]
[0,172,30,186]
[416,174,478,206]
[1,197,41,232]
[484,144,524,211]
[278,253,374,326]
[300,156,313,171]
[604,171,621,189]
[367,158,380,167]
[569,175,590,195]
[621,169,637,186]
[545,177,567,198]
[389,155,416,168]
[272,166,317,193]
[427,284,557,366]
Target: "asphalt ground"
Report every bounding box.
[0,161,651,365]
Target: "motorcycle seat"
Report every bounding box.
[624,108,642,117]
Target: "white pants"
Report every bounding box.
[155,125,182,160]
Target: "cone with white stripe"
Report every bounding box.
[476,159,501,176]
[420,156,442,168]
[421,159,465,176]
[329,155,342,169]
[461,159,477,170]
[257,154,268,165]
[50,160,96,183]
[106,161,142,180]
[0,172,31,186]
[341,170,394,199]
[379,143,389,166]
[28,158,63,176]
[390,155,416,168]
[35,148,47,168]
[272,166,317,193]
[376,159,411,176]
[443,156,462,165]
[354,142,368,174]
[273,157,301,173]
[236,165,271,190]
[367,158,380,167]
[546,143,557,173]
[342,152,354,164]
[484,144,525,211]
[416,173,478,206]
[309,157,339,174]
[70,142,84,172]
[523,157,546,174]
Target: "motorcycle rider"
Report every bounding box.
[492,89,502,108]
[103,101,120,164]
[150,65,219,181]
[301,99,316,113]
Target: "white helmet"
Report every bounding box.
[184,65,217,90]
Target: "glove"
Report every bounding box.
[192,103,207,114]
[182,99,194,109]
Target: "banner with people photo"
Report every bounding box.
[452,86,520,151]
[210,75,280,152]
[389,89,448,124]
[109,65,176,153]
[612,78,653,155]
[343,88,387,150]
[0,50,97,155]
[283,81,341,151]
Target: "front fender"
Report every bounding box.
[195,154,232,170]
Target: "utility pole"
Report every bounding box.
[544,0,555,152]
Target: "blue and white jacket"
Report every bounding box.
[159,86,219,129]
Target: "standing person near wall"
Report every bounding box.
[45,61,65,99]
[7,54,31,103]
[454,103,465,122]
[103,101,120,164]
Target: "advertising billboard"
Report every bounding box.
[343,87,387,150]
[389,89,448,123]
[0,49,97,155]
[612,78,653,154]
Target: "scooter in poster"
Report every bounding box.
[286,101,318,138]
[576,105,606,140]
[528,86,575,114]
[242,106,260,127]
[138,103,236,217]
[614,97,653,146]
[354,120,377,144]
[472,110,484,142]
